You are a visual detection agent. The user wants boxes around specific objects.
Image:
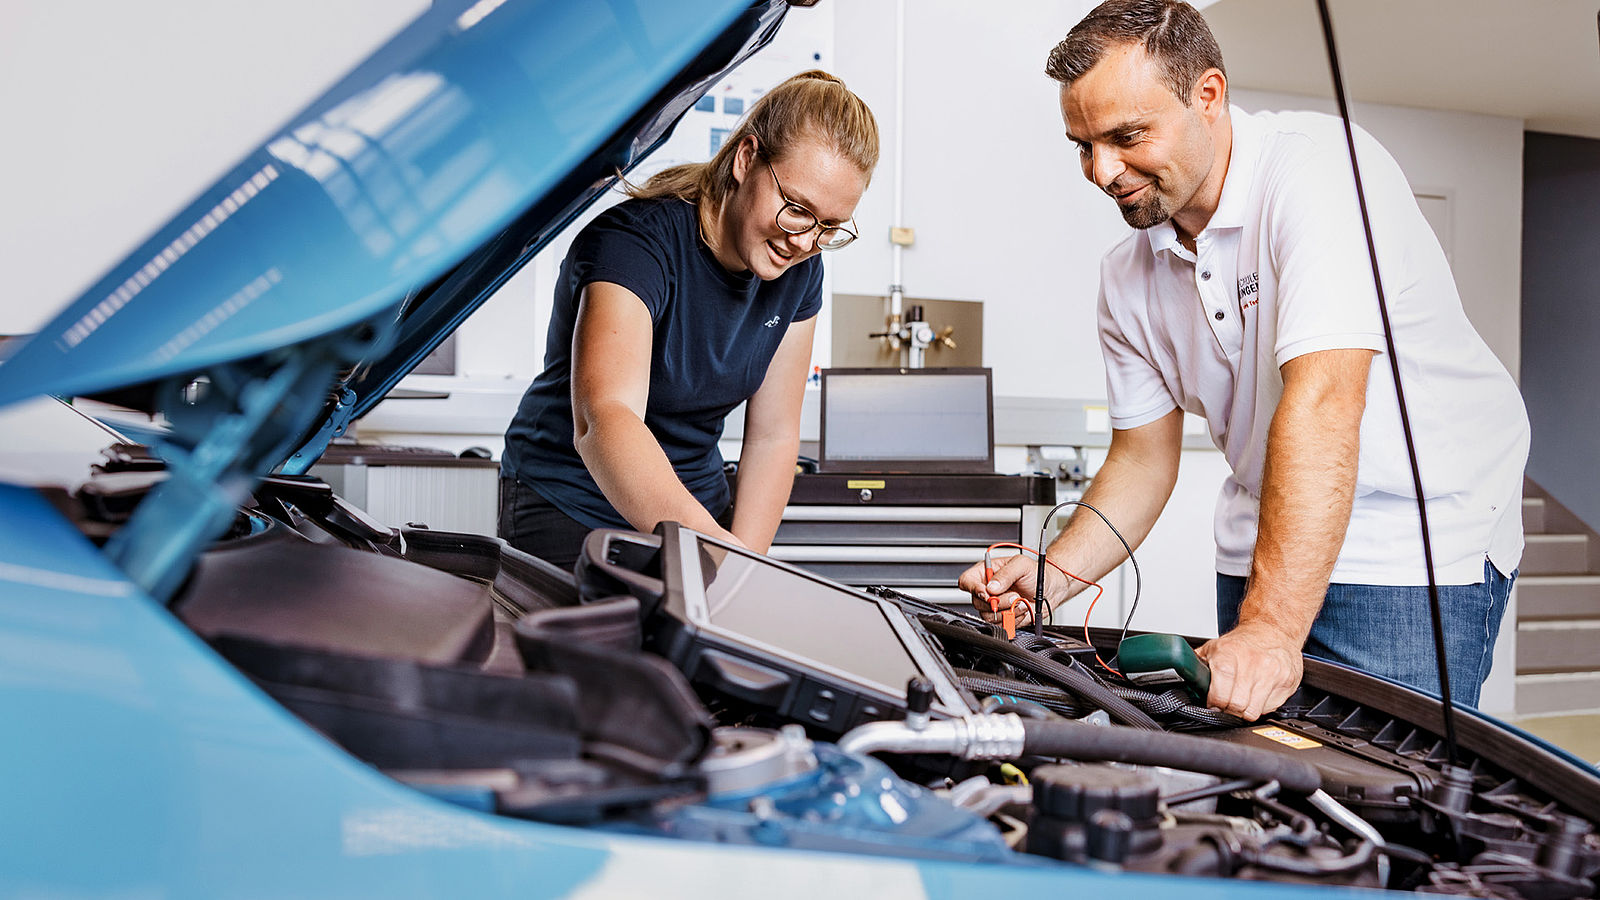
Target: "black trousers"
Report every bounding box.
[497,477,596,570]
[497,477,732,570]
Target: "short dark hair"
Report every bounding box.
[1044,0,1226,106]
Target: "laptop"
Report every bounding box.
[818,367,994,475]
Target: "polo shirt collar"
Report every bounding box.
[1145,104,1261,256]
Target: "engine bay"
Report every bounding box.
[58,467,1600,898]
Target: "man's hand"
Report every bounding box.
[1196,621,1304,720]
[957,554,1039,629]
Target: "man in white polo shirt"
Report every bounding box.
[959,0,1528,719]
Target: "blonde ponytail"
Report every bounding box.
[628,69,879,205]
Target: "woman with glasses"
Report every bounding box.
[499,70,879,568]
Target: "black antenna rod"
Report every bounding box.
[1313,0,1459,767]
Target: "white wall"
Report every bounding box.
[827,0,1123,399]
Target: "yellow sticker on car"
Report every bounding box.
[1252,726,1322,750]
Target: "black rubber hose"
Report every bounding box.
[978,693,1060,720]
[1242,838,1375,876]
[925,620,1162,730]
[1163,777,1260,808]
[1018,718,1323,795]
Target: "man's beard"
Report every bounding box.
[1119,192,1172,229]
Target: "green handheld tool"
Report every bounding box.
[1117,633,1211,702]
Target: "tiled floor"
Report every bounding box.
[1510,713,1600,764]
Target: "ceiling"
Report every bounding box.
[1202,0,1600,140]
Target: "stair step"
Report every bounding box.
[1522,534,1589,575]
[1518,619,1600,673]
[1518,575,1600,619]
[1524,497,1547,533]
[1516,671,1600,717]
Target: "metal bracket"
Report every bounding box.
[283,386,359,476]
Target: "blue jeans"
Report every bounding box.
[1216,559,1514,707]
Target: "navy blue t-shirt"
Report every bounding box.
[501,197,823,529]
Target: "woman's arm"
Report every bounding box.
[570,281,745,545]
[729,315,816,553]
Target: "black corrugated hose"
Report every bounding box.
[924,620,1163,730]
[958,668,1245,730]
[957,669,1086,718]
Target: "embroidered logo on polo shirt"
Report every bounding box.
[1237,271,1260,312]
[763,316,781,328]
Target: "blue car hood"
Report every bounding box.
[0,0,786,437]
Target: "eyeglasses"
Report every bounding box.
[763,157,858,251]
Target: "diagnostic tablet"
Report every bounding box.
[577,523,975,734]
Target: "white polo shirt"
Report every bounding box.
[1098,107,1528,586]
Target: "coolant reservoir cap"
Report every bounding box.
[1031,764,1160,823]
[700,726,818,796]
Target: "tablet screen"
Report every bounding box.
[698,538,923,696]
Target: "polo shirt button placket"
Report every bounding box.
[1197,262,1221,324]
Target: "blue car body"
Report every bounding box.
[0,2,1594,897]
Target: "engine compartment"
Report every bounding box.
[58,468,1600,897]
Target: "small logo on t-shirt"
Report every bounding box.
[763,316,781,328]
[1237,271,1260,312]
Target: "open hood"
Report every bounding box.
[0,0,792,600]
[0,0,787,434]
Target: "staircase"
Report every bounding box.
[1515,482,1600,716]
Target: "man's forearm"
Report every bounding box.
[1239,427,1355,644]
[1198,349,1372,720]
[1042,409,1183,602]
[1237,350,1372,641]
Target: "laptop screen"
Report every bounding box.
[818,367,994,474]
